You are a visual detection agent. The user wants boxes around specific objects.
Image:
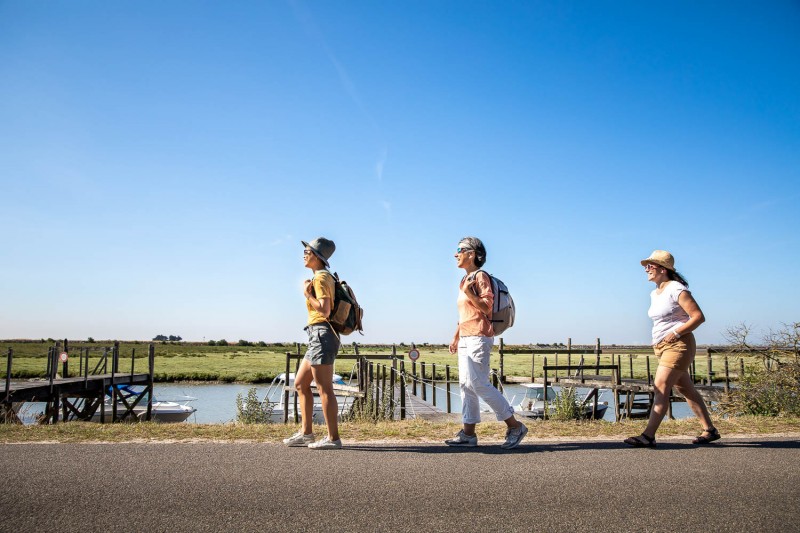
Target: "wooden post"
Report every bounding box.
[542,356,548,420]
[391,344,397,369]
[499,338,504,383]
[412,361,417,396]
[646,355,652,386]
[371,362,378,418]
[4,348,12,404]
[130,347,136,380]
[421,362,427,401]
[739,358,745,383]
[531,352,535,381]
[111,342,118,422]
[146,344,155,421]
[445,364,452,414]
[567,338,572,376]
[62,338,69,378]
[283,353,291,423]
[707,351,713,386]
[724,356,730,393]
[613,365,621,422]
[399,361,406,420]
[629,354,634,379]
[431,363,437,407]
[389,365,396,420]
[595,338,601,373]
[380,364,387,417]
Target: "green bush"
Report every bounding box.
[235,387,274,424]
[718,360,800,416]
[551,387,583,421]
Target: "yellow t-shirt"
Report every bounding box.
[307,270,336,326]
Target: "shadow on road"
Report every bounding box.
[342,438,800,454]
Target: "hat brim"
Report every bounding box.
[640,258,674,271]
[301,240,330,268]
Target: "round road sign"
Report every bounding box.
[408,349,420,361]
[59,352,68,363]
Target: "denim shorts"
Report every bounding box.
[304,323,339,365]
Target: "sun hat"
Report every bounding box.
[640,250,675,271]
[301,237,335,268]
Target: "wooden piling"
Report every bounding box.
[431,363,436,407]
[399,361,406,420]
[445,364,452,414]
[724,356,730,393]
[420,362,427,401]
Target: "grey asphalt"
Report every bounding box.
[1,438,798,533]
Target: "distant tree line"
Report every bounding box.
[153,334,182,342]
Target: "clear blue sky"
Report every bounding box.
[2,1,798,346]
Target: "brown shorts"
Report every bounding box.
[653,332,696,372]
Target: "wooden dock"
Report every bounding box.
[2,342,155,424]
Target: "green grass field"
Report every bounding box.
[1,339,767,384]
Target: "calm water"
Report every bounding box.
[15,381,695,424]
[153,381,695,424]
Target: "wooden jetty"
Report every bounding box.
[2,341,155,424]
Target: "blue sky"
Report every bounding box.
[2,1,798,346]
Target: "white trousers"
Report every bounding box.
[458,336,515,424]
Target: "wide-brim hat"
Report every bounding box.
[301,237,335,268]
[640,250,675,272]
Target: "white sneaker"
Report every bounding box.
[283,431,315,447]
[501,422,528,449]
[445,429,478,447]
[308,436,342,449]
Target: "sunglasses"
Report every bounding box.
[644,263,660,271]
[303,250,313,256]
[456,247,473,254]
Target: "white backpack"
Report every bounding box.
[467,270,516,336]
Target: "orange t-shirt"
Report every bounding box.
[457,271,494,337]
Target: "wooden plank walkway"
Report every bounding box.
[3,374,151,402]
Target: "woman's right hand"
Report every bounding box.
[448,339,458,354]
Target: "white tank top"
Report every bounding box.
[648,281,690,344]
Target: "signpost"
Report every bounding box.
[408,349,420,362]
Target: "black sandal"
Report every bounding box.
[624,433,656,448]
[692,427,721,445]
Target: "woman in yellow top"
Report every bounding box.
[282,237,342,450]
[446,237,528,449]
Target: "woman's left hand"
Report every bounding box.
[462,277,476,294]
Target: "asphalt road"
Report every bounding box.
[2,438,798,532]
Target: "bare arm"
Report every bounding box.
[449,325,460,354]
[304,280,332,318]
[665,290,705,343]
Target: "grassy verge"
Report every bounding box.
[2,416,798,444]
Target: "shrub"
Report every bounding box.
[551,387,583,421]
[217,339,229,346]
[207,340,216,346]
[235,388,274,423]
[718,360,800,416]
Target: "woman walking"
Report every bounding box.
[282,237,342,450]
[446,237,528,449]
[625,250,720,447]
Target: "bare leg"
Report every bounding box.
[643,366,684,438]
[463,423,476,436]
[502,415,522,429]
[294,359,315,435]
[310,364,339,441]
[674,371,714,431]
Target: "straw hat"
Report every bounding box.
[640,250,675,271]
[301,237,335,268]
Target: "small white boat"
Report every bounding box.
[91,385,197,423]
[512,383,608,420]
[262,373,355,423]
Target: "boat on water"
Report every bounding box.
[262,372,356,423]
[90,385,197,423]
[511,383,609,420]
